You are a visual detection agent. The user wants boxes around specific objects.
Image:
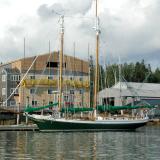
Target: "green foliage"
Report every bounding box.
[95,59,160,90]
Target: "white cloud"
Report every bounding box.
[0,0,160,68]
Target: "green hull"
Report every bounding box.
[28,116,148,132]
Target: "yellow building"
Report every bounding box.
[0,52,89,109]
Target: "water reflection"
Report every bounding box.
[0,126,159,160]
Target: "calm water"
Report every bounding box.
[0,126,160,160]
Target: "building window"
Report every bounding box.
[10,88,19,94]
[79,77,83,81]
[48,89,53,94]
[47,62,59,68]
[32,101,37,106]
[16,75,20,81]
[11,75,14,81]
[49,101,53,105]
[30,75,35,79]
[2,88,6,95]
[79,89,83,94]
[2,75,6,81]
[11,75,20,81]
[30,88,35,94]
[48,76,53,80]
[10,101,16,106]
[54,94,58,102]
[70,90,74,94]
[64,95,68,101]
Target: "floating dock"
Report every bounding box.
[0,124,39,131]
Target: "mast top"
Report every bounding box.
[94,0,100,35]
[60,15,64,34]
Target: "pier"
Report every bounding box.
[0,124,38,131]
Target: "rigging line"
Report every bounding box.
[67,50,74,106]
[137,72,151,91]
[48,40,52,103]
[73,42,76,106]
[35,47,58,93]
[5,55,39,104]
[32,54,36,106]
[65,15,94,20]
[52,10,94,20]
[22,38,26,107]
[33,31,60,95]
[33,50,52,95]
[121,76,139,98]
[6,30,60,106]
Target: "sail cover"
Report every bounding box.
[24,102,58,113]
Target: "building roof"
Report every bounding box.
[0,52,88,68]
[3,68,20,74]
[0,52,89,74]
[98,82,160,98]
[112,82,160,91]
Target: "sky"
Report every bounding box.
[0,0,160,68]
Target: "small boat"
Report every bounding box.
[24,0,153,131]
[25,113,149,131]
[24,103,151,131]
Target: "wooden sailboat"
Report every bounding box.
[25,0,150,131]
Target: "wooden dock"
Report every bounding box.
[0,124,39,131]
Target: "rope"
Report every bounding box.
[4,55,39,105]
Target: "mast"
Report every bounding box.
[58,15,64,111]
[49,40,51,103]
[93,0,100,110]
[23,38,26,107]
